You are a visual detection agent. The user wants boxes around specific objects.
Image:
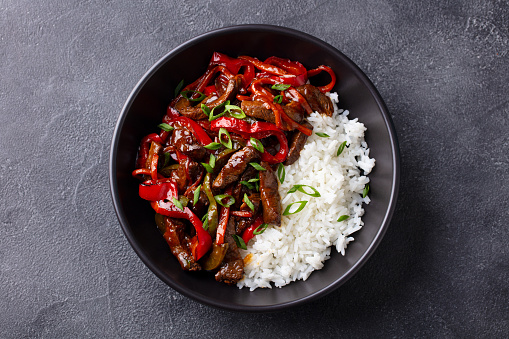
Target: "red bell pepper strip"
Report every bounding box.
[151,201,212,260]
[150,153,159,180]
[136,133,163,169]
[203,85,217,96]
[238,55,289,76]
[167,116,213,146]
[230,210,253,218]
[215,187,232,245]
[307,65,337,93]
[287,87,313,115]
[256,72,307,88]
[209,52,244,74]
[264,56,307,76]
[211,117,289,164]
[241,215,264,245]
[139,179,178,201]
[132,168,152,179]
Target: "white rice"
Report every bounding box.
[237,93,375,291]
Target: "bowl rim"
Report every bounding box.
[109,24,400,312]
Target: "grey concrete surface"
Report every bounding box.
[1,0,508,338]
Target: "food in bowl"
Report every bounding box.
[131,52,374,288]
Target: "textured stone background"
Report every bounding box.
[1,0,508,337]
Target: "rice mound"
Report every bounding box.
[237,93,375,291]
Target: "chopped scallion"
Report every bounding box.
[315,132,330,137]
[250,137,264,153]
[277,163,285,183]
[214,194,235,208]
[249,162,266,171]
[362,184,370,198]
[337,215,349,222]
[158,123,174,132]
[219,128,233,149]
[253,223,268,235]
[174,79,184,97]
[337,141,347,156]
[225,104,246,119]
[231,234,247,250]
[173,197,183,210]
[271,83,291,91]
[193,185,201,206]
[180,90,206,102]
[283,200,308,216]
[243,193,255,211]
[287,184,321,197]
[204,142,222,150]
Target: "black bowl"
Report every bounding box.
[110,24,399,312]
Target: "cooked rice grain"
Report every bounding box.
[237,93,375,290]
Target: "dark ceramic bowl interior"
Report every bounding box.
[110,25,399,312]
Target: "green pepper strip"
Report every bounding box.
[203,173,219,234]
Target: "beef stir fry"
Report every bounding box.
[132,53,336,285]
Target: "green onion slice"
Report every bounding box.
[180,90,206,102]
[204,142,222,150]
[193,185,201,206]
[225,104,246,119]
[201,212,209,230]
[243,193,255,211]
[253,223,268,235]
[158,123,174,132]
[201,103,211,116]
[337,215,349,222]
[250,162,266,171]
[250,137,264,153]
[273,95,283,104]
[287,184,321,197]
[218,128,233,149]
[362,184,370,198]
[231,234,247,250]
[240,181,255,190]
[174,79,184,97]
[209,153,216,168]
[201,212,208,222]
[271,83,291,91]
[283,200,308,216]
[277,163,285,183]
[173,197,183,210]
[201,163,213,173]
[337,141,347,156]
[208,100,229,121]
[214,194,235,208]
[315,132,330,137]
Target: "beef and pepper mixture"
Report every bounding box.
[132,52,336,285]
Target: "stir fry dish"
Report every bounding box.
[132,52,336,285]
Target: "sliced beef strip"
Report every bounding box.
[169,127,207,161]
[215,218,244,285]
[212,146,261,191]
[259,161,281,226]
[296,84,334,116]
[162,217,201,271]
[282,101,305,123]
[178,75,242,120]
[283,120,314,166]
[241,100,304,123]
[170,156,202,192]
